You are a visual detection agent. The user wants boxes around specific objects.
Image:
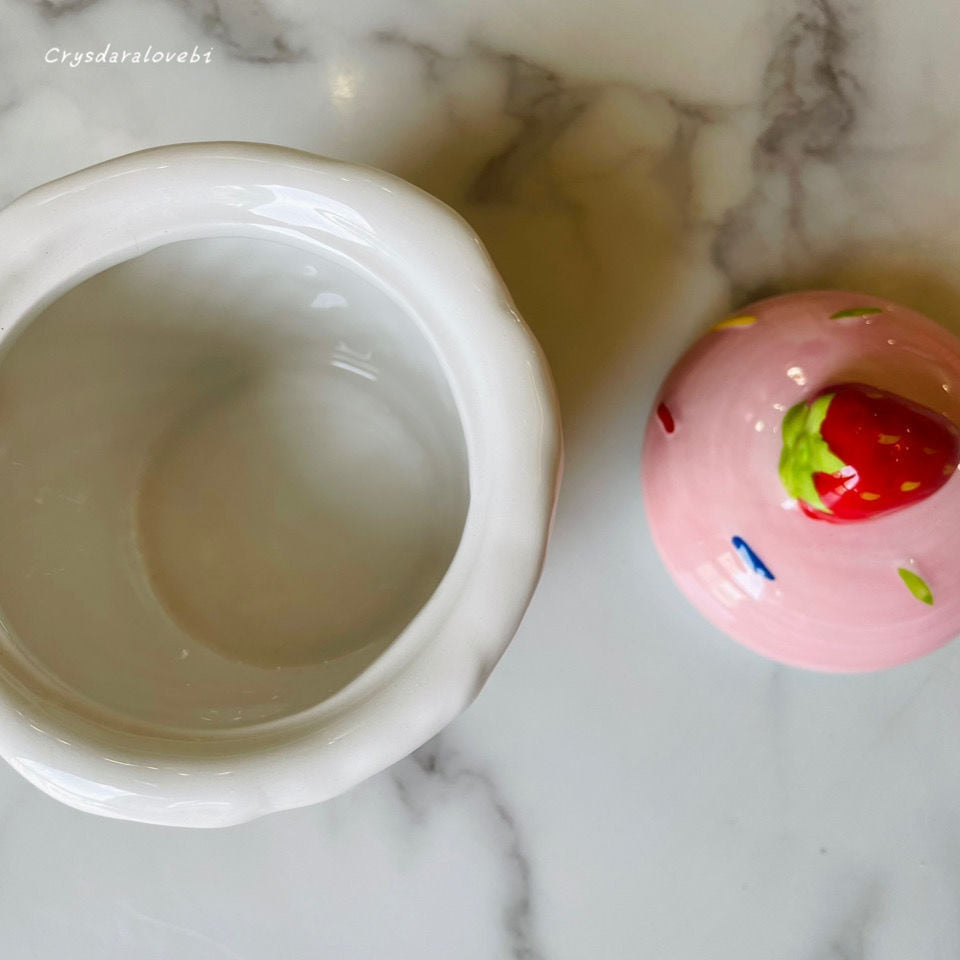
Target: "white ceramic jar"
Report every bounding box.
[0,142,561,826]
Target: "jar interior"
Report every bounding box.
[0,236,470,735]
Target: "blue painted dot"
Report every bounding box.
[732,536,775,580]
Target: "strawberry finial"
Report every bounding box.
[779,383,960,521]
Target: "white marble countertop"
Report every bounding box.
[4,0,960,956]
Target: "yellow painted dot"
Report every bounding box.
[900,481,921,492]
[878,434,900,445]
[924,447,937,455]
[945,464,957,476]
[712,315,757,331]
[860,492,881,501]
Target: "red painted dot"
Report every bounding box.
[656,402,675,434]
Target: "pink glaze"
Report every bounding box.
[642,290,960,672]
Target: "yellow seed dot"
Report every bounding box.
[878,434,900,445]
[924,447,937,455]
[900,481,921,492]
[860,492,881,501]
[945,464,957,476]
[712,315,757,331]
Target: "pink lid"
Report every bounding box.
[642,290,960,672]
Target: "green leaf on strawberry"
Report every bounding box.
[779,393,846,513]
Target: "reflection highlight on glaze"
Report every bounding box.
[250,186,375,245]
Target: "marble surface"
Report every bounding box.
[4,0,960,955]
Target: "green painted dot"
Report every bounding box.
[830,306,883,319]
[898,567,934,606]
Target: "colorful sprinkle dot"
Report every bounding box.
[656,402,676,434]
[830,306,883,319]
[898,567,934,605]
[731,536,775,580]
[712,315,757,331]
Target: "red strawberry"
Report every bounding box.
[779,382,960,522]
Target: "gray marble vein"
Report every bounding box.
[819,881,883,960]
[371,31,593,205]
[712,0,862,301]
[390,736,545,960]
[373,30,450,87]
[173,0,309,62]
[26,0,101,17]
[465,52,591,206]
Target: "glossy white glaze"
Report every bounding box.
[0,143,562,826]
